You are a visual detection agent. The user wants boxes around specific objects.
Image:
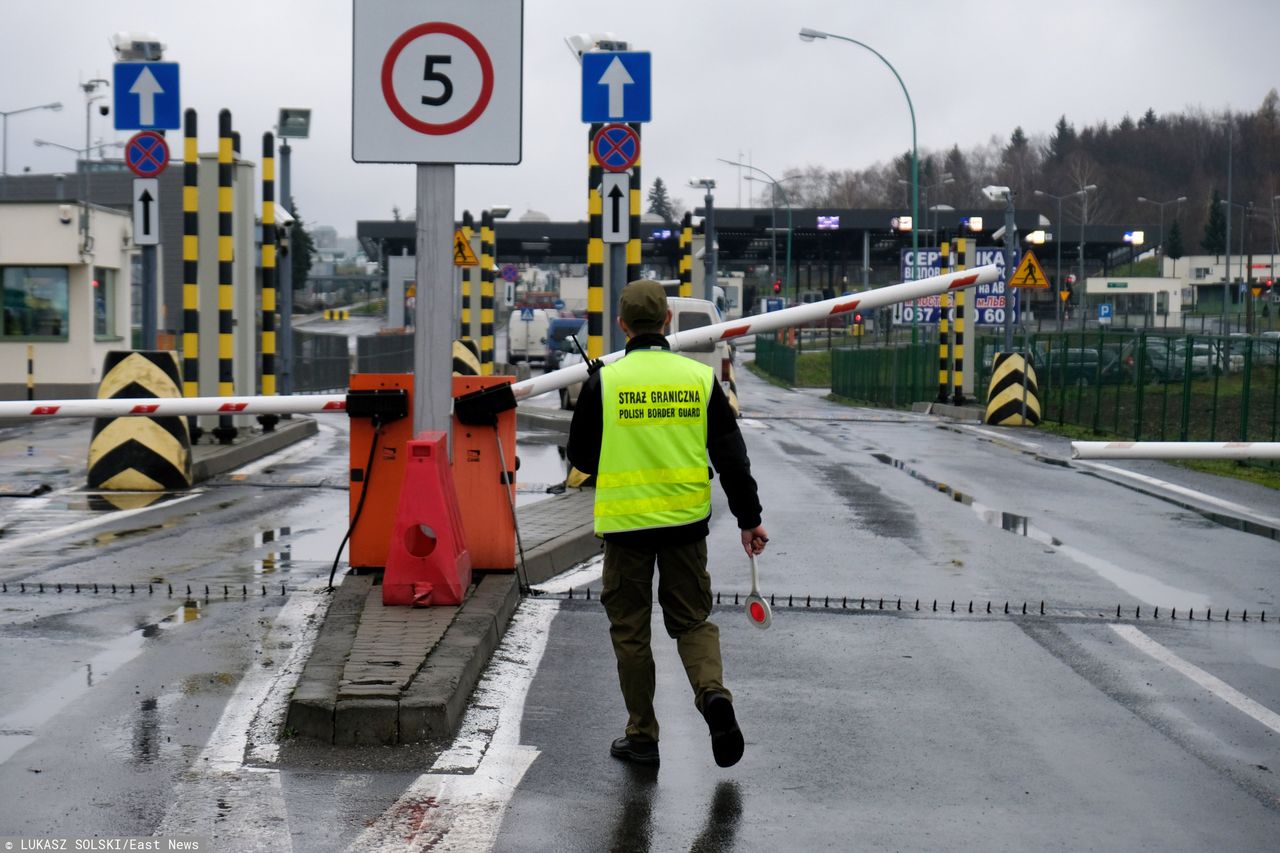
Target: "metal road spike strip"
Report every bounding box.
[548,589,1276,626]
[0,265,999,419]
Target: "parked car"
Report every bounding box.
[1185,341,1238,377]
[1033,347,1123,387]
[544,317,585,372]
[1119,337,1186,383]
[1229,333,1280,364]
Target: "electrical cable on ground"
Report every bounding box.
[328,421,381,591]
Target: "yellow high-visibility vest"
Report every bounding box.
[595,349,714,535]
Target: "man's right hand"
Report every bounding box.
[741,525,768,556]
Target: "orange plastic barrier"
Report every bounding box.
[349,374,416,570]
[382,431,472,606]
[451,375,517,570]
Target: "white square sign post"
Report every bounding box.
[352,0,523,164]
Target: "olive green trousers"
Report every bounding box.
[600,538,731,743]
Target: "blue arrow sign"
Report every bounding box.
[113,62,181,130]
[581,52,651,123]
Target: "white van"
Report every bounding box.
[558,296,739,415]
[505,308,555,364]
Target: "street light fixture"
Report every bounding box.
[800,26,922,382]
[1136,195,1186,274]
[1,101,62,177]
[721,158,794,301]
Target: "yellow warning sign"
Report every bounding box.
[453,230,479,267]
[1252,286,1263,298]
[1008,250,1049,288]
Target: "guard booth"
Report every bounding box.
[0,201,133,400]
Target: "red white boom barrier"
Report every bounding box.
[0,265,996,420]
[510,264,999,401]
[1072,441,1280,461]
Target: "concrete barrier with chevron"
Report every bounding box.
[87,351,193,490]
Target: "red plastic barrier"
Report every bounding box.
[382,431,472,606]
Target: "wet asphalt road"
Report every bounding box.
[0,360,1278,849]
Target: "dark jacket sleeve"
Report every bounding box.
[566,372,603,475]
[706,383,763,530]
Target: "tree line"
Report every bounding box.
[648,91,1280,262]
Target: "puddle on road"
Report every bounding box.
[871,453,1210,609]
[0,602,202,766]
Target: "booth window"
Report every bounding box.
[93,266,118,339]
[2,266,69,340]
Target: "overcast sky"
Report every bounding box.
[3,0,1274,236]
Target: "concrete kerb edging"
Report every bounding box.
[286,573,372,742]
[191,416,318,482]
[287,520,601,745]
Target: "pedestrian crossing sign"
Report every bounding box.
[1008,250,1048,288]
[453,229,479,267]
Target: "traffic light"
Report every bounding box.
[772,279,781,294]
[853,312,863,325]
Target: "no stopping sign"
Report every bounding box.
[353,0,523,164]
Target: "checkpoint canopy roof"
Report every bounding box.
[357,207,1138,281]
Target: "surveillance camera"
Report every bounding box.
[111,31,166,61]
[58,204,73,225]
[99,105,110,116]
[982,185,1011,202]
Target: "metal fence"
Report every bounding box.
[357,332,414,374]
[753,335,797,385]
[292,329,350,393]
[973,329,1280,442]
[830,343,933,408]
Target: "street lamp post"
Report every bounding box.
[1136,195,1187,275]
[1074,184,1098,326]
[801,26,921,395]
[720,159,794,302]
[276,107,311,396]
[1035,187,1094,332]
[1,101,62,178]
[690,178,718,302]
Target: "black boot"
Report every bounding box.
[702,694,744,768]
[610,736,660,766]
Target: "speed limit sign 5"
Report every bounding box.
[353,0,523,164]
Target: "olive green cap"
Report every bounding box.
[619,279,668,331]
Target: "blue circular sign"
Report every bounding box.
[500,263,519,283]
[125,131,169,178]
[592,123,640,173]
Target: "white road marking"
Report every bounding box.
[961,424,1044,451]
[1111,624,1280,735]
[738,418,769,430]
[349,598,558,852]
[0,491,203,561]
[1077,461,1280,529]
[156,582,331,846]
